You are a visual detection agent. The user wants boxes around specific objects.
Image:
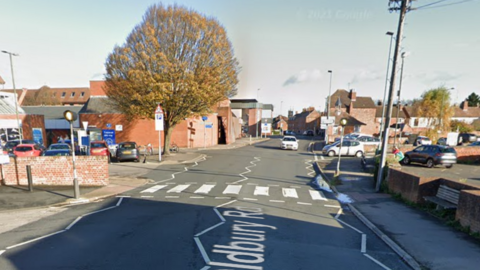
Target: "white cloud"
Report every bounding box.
[414,71,461,85]
[283,69,322,86]
[350,69,383,84]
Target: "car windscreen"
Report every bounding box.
[15,146,33,152]
[51,144,70,150]
[283,138,296,142]
[91,143,107,148]
[119,143,137,149]
[441,147,456,153]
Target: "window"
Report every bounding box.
[354,125,361,133]
[61,92,66,98]
[81,92,85,97]
[71,92,75,97]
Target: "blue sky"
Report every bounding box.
[1,0,479,116]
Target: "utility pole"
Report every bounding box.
[326,70,333,144]
[376,0,412,192]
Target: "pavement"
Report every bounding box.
[2,137,480,269]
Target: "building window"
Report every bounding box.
[81,92,85,97]
[354,125,361,133]
[71,92,75,97]
[61,92,66,98]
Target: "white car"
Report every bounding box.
[355,135,381,146]
[281,136,298,151]
[322,140,364,158]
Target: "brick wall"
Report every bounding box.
[1,156,109,186]
[351,108,377,134]
[456,190,480,233]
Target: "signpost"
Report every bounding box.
[155,104,164,161]
[202,116,208,148]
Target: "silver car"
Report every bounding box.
[322,140,364,158]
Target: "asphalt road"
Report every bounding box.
[0,138,410,270]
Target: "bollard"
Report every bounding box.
[26,165,33,192]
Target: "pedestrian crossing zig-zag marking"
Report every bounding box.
[232,156,260,184]
[152,155,207,184]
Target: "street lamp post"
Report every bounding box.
[326,70,333,144]
[2,50,22,143]
[394,52,408,146]
[64,110,80,199]
[336,118,348,176]
[379,32,395,145]
[256,88,260,139]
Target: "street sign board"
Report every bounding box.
[202,116,208,121]
[261,123,271,134]
[321,116,335,125]
[320,124,327,130]
[155,104,164,131]
[102,129,116,145]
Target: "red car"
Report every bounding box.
[89,140,111,162]
[13,144,43,157]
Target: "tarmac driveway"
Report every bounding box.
[400,162,480,187]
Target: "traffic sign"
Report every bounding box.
[155,104,163,114]
[202,116,208,121]
[155,113,164,131]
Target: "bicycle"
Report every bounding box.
[170,142,179,153]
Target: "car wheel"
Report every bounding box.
[355,151,363,158]
[402,156,410,165]
[426,158,434,168]
[446,164,453,168]
[328,151,335,157]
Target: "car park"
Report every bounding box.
[90,140,111,162]
[116,141,140,162]
[281,136,298,150]
[322,139,364,157]
[13,144,43,157]
[402,145,457,168]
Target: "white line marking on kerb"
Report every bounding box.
[243,198,258,201]
[364,254,391,270]
[270,200,285,203]
[190,196,204,199]
[165,196,179,199]
[297,202,312,205]
[324,204,341,208]
[0,250,5,256]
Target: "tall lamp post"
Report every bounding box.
[394,51,408,146]
[379,32,395,145]
[64,110,80,199]
[326,70,333,144]
[256,88,260,139]
[336,118,348,176]
[2,50,22,143]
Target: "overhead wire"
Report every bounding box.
[414,0,477,10]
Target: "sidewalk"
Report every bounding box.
[0,137,267,212]
[314,146,480,270]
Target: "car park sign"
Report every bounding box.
[155,104,164,131]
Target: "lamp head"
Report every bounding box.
[386,31,394,36]
[64,110,78,122]
[340,118,348,126]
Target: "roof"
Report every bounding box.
[334,111,366,126]
[22,106,83,119]
[0,92,25,114]
[2,86,90,105]
[452,106,480,118]
[79,96,122,114]
[375,105,406,118]
[330,89,376,109]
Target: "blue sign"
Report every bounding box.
[32,128,44,146]
[202,116,208,121]
[102,129,116,145]
[205,124,213,129]
[106,123,112,128]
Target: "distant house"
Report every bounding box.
[375,104,407,136]
[2,85,90,106]
[288,107,320,133]
[272,115,288,132]
[451,100,480,124]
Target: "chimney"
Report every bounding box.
[349,89,356,101]
[461,99,469,111]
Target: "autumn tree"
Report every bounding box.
[416,86,454,131]
[104,4,239,154]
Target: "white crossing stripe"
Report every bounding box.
[194,184,215,194]
[141,185,167,193]
[309,190,328,201]
[282,188,298,198]
[254,186,269,196]
[167,184,191,193]
[223,185,242,194]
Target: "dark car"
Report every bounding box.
[458,133,477,145]
[115,141,140,162]
[402,145,457,168]
[42,149,71,156]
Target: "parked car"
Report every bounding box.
[468,141,480,146]
[302,130,314,136]
[414,136,432,146]
[4,139,37,154]
[281,136,298,151]
[90,140,111,162]
[284,130,296,136]
[458,133,477,145]
[47,143,72,151]
[356,135,381,146]
[116,141,140,162]
[322,139,364,158]
[13,144,43,157]
[335,133,368,142]
[436,137,447,146]
[402,145,457,168]
[42,149,71,156]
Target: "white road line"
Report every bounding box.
[215,197,231,199]
[167,184,190,193]
[223,185,242,194]
[364,254,391,270]
[243,198,258,201]
[7,230,66,249]
[336,218,364,234]
[282,188,298,198]
[186,182,197,184]
[254,186,269,196]
[140,185,168,193]
[247,183,258,186]
[0,250,5,256]
[268,184,279,187]
[297,202,312,205]
[361,234,367,253]
[140,196,154,198]
[194,184,215,194]
[290,185,302,189]
[116,195,131,198]
[324,204,341,208]
[190,196,204,199]
[165,196,179,199]
[309,190,328,201]
[270,200,285,203]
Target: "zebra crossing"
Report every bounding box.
[139,183,329,202]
